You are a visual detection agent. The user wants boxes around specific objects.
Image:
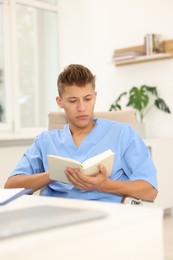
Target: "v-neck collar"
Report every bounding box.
[65,119,98,151]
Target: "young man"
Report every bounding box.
[5,64,158,203]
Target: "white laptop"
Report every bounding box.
[0,205,107,240]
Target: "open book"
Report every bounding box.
[48,149,115,184]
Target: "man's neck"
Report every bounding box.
[70,121,95,147]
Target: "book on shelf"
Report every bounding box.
[48,149,115,184]
[113,51,144,62]
[144,33,163,55]
[0,188,32,205]
[114,52,172,65]
[113,55,140,62]
[113,51,144,58]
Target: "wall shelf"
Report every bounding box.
[114,39,173,66]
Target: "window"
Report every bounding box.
[0,0,59,132]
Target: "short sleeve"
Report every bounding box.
[121,128,157,189]
[10,136,45,176]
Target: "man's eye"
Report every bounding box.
[69,100,76,103]
[85,97,92,101]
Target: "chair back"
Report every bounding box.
[48,110,137,130]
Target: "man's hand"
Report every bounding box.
[65,164,158,201]
[65,164,110,192]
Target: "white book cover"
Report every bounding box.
[48,149,115,184]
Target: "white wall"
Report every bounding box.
[0,141,33,188]
[58,0,173,138]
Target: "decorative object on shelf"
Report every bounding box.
[109,85,171,137]
[144,33,163,55]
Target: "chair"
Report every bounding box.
[48,109,137,130]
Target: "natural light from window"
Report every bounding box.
[0,0,59,132]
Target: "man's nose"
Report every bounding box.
[77,100,86,111]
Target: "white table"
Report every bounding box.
[0,195,164,260]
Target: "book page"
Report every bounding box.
[48,155,81,164]
[82,150,113,166]
[81,150,114,176]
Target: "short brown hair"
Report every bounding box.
[57,64,96,96]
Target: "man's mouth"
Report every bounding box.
[77,115,88,120]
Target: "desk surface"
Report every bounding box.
[0,195,164,260]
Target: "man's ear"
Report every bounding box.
[56,96,63,108]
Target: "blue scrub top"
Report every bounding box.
[10,118,157,203]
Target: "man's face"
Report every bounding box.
[56,83,97,130]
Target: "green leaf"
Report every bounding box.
[141,85,158,97]
[109,91,127,111]
[109,103,122,111]
[127,86,149,111]
[155,98,171,113]
[116,92,127,102]
[109,84,171,121]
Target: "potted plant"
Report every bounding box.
[109,85,171,137]
[109,85,171,122]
